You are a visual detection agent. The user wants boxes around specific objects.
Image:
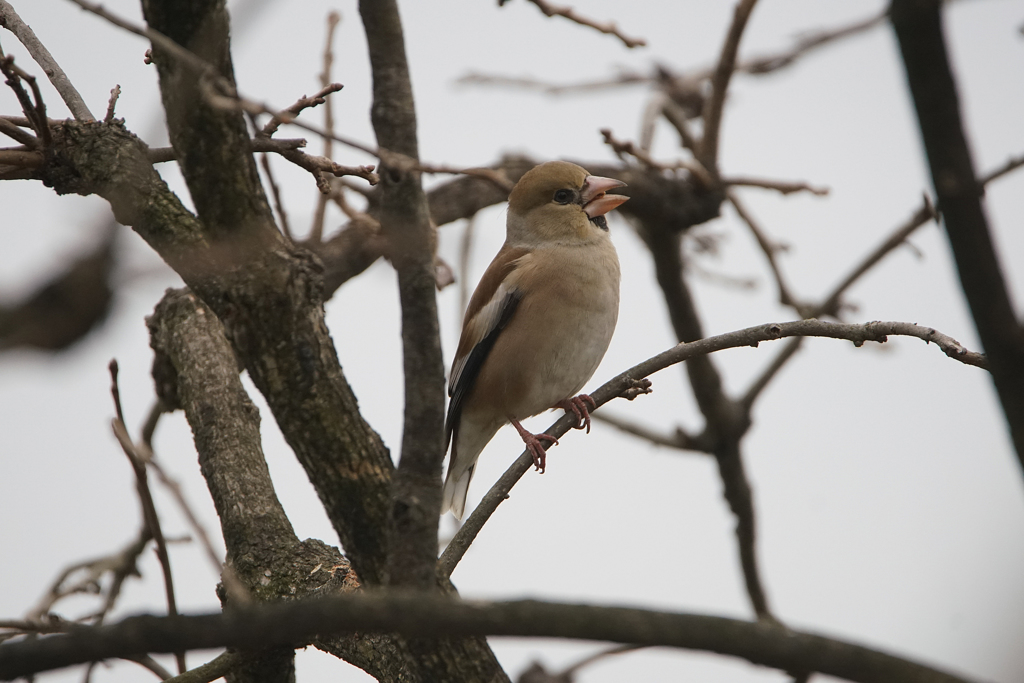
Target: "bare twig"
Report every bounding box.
[259,153,293,241]
[460,10,884,97]
[592,411,711,453]
[728,190,805,313]
[739,8,887,75]
[979,151,1024,186]
[277,146,379,189]
[458,213,476,317]
[24,530,150,624]
[162,652,239,683]
[724,176,829,196]
[0,116,36,146]
[456,69,649,94]
[600,127,715,188]
[259,83,344,138]
[108,360,185,674]
[741,197,937,409]
[130,399,250,607]
[310,11,342,243]
[125,654,174,680]
[516,0,646,48]
[0,0,94,121]
[0,53,51,145]
[104,85,121,123]
[420,163,515,192]
[558,644,647,678]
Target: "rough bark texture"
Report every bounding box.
[891,0,1024,470]
[0,594,979,683]
[147,289,423,683]
[133,0,396,587]
[359,0,446,591]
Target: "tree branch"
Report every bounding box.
[0,593,980,683]
[438,318,985,576]
[359,0,446,591]
[517,0,646,48]
[0,0,94,121]
[147,288,424,683]
[892,0,1024,469]
[699,0,759,172]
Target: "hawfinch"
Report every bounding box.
[441,161,628,519]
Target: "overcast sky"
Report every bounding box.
[1,1,1023,682]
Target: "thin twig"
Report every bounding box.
[740,197,937,409]
[0,116,36,146]
[600,127,715,187]
[457,213,476,318]
[104,85,121,123]
[124,654,174,680]
[309,11,341,243]
[108,361,185,674]
[0,53,51,145]
[592,411,710,453]
[131,400,250,607]
[979,151,1024,186]
[728,190,805,313]
[161,652,238,683]
[724,176,829,196]
[0,0,94,120]
[519,0,646,48]
[22,527,150,630]
[259,153,292,241]
[260,83,344,138]
[559,644,647,678]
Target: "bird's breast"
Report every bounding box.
[465,241,620,421]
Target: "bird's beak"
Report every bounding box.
[581,175,629,219]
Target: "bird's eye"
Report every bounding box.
[553,189,575,205]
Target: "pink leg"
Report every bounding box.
[556,394,597,434]
[509,418,559,473]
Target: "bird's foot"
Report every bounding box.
[510,418,558,473]
[557,394,597,433]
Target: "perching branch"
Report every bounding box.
[439,318,985,577]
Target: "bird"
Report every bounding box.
[441,161,628,519]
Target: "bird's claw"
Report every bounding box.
[559,394,597,433]
[510,418,558,473]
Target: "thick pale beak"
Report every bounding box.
[581,175,629,218]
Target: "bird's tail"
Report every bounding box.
[442,464,475,520]
[440,418,502,520]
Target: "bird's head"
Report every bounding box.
[506,161,629,246]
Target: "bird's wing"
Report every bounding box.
[445,246,530,452]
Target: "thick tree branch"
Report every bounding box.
[147,288,424,683]
[891,0,1024,468]
[0,593,980,683]
[359,0,446,590]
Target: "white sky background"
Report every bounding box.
[1,0,1023,681]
